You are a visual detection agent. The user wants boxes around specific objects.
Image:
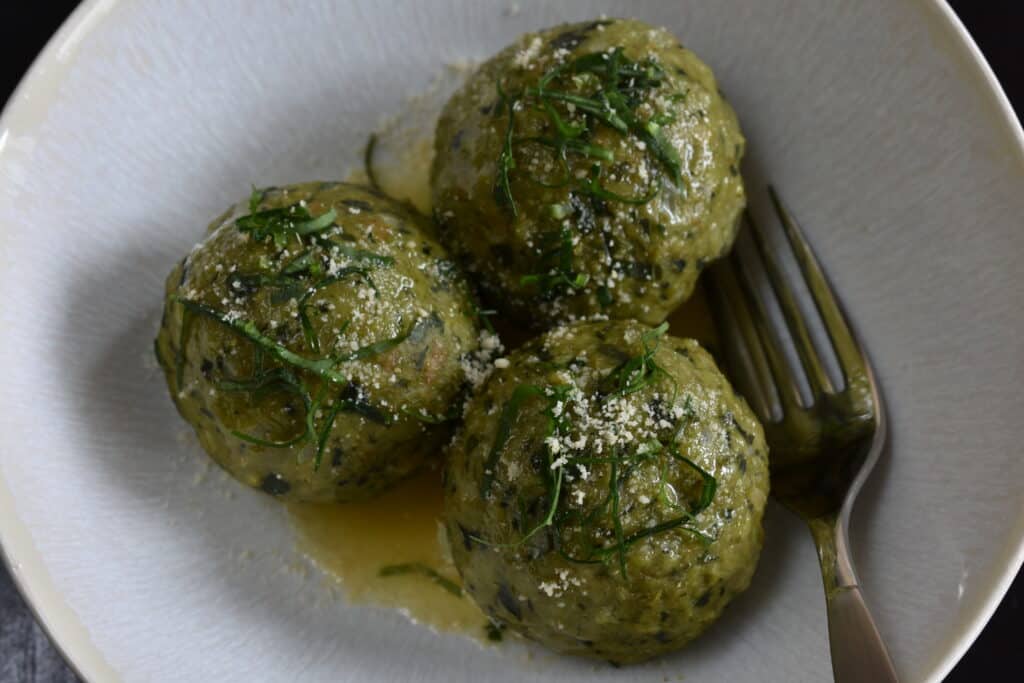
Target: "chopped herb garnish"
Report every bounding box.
[470,303,498,334]
[173,297,349,384]
[279,249,321,277]
[485,620,507,642]
[609,459,627,576]
[493,81,518,216]
[231,427,309,449]
[481,383,546,496]
[168,187,426,475]
[491,46,687,299]
[476,325,716,578]
[378,563,463,597]
[248,185,264,213]
[600,321,673,396]
[236,203,337,248]
[226,193,395,354]
[337,323,410,362]
[313,397,345,470]
[519,228,589,296]
[172,293,407,471]
[216,365,302,399]
[400,407,457,424]
[582,164,659,205]
[674,449,718,514]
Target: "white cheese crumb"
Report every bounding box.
[514,36,543,69]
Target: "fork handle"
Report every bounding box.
[825,585,900,683]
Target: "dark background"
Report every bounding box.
[0,2,1020,681]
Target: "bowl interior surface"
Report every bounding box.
[0,1,1022,681]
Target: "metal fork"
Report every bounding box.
[706,188,899,683]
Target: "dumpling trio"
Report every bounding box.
[156,19,768,664]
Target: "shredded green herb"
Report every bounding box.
[279,249,321,277]
[172,290,408,470]
[236,203,337,248]
[378,563,463,598]
[477,326,716,577]
[248,186,264,213]
[491,46,686,299]
[485,620,507,642]
[173,297,350,384]
[481,384,547,496]
[400,407,458,424]
[609,459,628,575]
[600,321,673,396]
[337,324,410,362]
[226,194,393,356]
[216,365,300,397]
[582,164,659,205]
[493,81,519,216]
[519,227,590,296]
[469,304,498,334]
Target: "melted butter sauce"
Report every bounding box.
[667,280,719,349]
[287,91,719,641]
[287,464,488,636]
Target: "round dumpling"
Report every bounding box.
[432,18,746,327]
[443,319,768,662]
[156,182,488,502]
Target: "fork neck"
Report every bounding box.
[807,514,859,593]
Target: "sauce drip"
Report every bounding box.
[287,464,488,636]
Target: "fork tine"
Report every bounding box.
[706,263,777,422]
[717,251,804,414]
[768,187,866,383]
[745,210,835,396]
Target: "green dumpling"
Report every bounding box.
[443,319,768,663]
[156,182,488,502]
[432,18,746,327]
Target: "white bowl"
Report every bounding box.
[1,1,1022,681]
